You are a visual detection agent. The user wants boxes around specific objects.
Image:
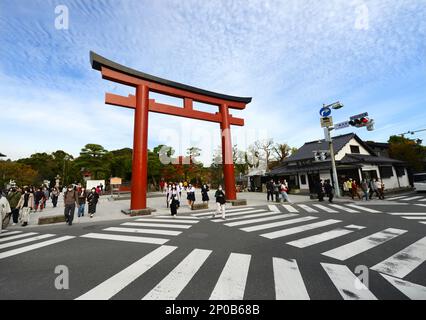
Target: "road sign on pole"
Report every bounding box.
[320,116,333,128]
[334,121,350,130]
[319,107,332,117]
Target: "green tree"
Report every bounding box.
[388,136,426,172]
[75,144,109,180]
[0,160,38,188]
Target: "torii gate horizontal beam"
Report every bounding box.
[105,93,244,126]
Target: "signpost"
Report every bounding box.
[334,121,350,130]
[320,116,333,128]
[319,107,332,117]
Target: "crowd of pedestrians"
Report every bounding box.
[0,183,102,231]
[266,179,292,204]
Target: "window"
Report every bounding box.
[395,167,405,177]
[379,166,394,178]
[350,145,360,154]
[300,175,307,185]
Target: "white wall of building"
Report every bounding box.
[335,138,371,161]
[381,167,410,189]
[299,173,310,191]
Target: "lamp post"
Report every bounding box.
[63,155,70,186]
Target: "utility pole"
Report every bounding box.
[324,127,341,197]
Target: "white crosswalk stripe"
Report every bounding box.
[388,212,426,216]
[344,204,382,213]
[268,205,281,213]
[212,211,280,223]
[322,263,377,300]
[142,249,212,300]
[379,273,426,300]
[312,204,339,213]
[104,227,182,236]
[0,231,23,237]
[401,196,424,201]
[401,216,426,220]
[386,196,409,201]
[419,198,426,202]
[281,204,299,213]
[0,232,38,243]
[135,218,199,224]
[224,214,298,227]
[322,228,407,261]
[297,204,319,213]
[210,253,251,300]
[121,222,192,229]
[209,209,266,221]
[156,216,200,220]
[76,245,178,300]
[287,225,364,248]
[273,258,310,300]
[240,216,318,233]
[261,219,341,240]
[0,234,55,250]
[328,204,359,213]
[0,236,75,260]
[191,208,254,217]
[371,236,426,278]
[80,233,170,245]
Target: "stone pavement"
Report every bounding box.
[5,189,398,229]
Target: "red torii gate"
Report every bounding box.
[90,51,251,212]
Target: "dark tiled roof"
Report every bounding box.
[340,154,404,164]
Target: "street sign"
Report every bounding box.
[350,112,368,120]
[320,116,333,128]
[334,121,350,130]
[319,107,332,117]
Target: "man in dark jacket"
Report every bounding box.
[317,180,325,202]
[266,179,274,201]
[324,180,334,203]
[64,185,78,226]
[7,187,22,225]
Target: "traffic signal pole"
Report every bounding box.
[324,127,341,197]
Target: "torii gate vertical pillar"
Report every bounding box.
[220,103,237,200]
[131,85,149,210]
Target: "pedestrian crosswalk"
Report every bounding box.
[386,194,426,202]
[0,231,75,260]
[79,215,200,245]
[74,238,426,300]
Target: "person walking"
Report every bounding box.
[187,184,196,207]
[324,180,334,203]
[351,179,361,200]
[369,179,380,200]
[378,180,385,199]
[42,187,49,209]
[63,185,78,226]
[166,184,172,208]
[361,179,369,201]
[16,187,34,227]
[213,185,226,219]
[77,187,87,217]
[317,180,325,202]
[280,180,292,203]
[51,187,59,208]
[273,181,280,203]
[169,184,180,217]
[34,187,46,212]
[266,179,274,202]
[0,191,12,233]
[7,187,22,226]
[87,187,99,218]
[201,183,210,204]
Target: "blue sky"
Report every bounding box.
[1,0,425,165]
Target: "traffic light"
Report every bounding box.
[349,115,374,130]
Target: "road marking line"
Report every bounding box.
[386,196,409,201]
[191,208,254,217]
[402,196,424,201]
[416,204,426,208]
[156,216,200,220]
[344,204,382,213]
[419,199,426,202]
[329,204,359,213]
[344,225,366,230]
[371,236,426,278]
[379,273,426,300]
[0,236,75,260]
[209,253,251,300]
[322,228,407,261]
[388,212,426,216]
[273,258,310,300]
[240,216,318,232]
[224,214,298,227]
[104,227,181,236]
[261,219,341,239]
[421,222,426,225]
[0,234,54,250]
[142,248,212,300]
[268,205,281,213]
[210,209,267,221]
[287,228,355,248]
[135,218,199,224]
[0,231,23,237]
[401,216,426,220]
[80,233,169,245]
[76,245,177,300]
[281,204,299,213]
[211,211,279,223]
[297,204,319,213]
[312,204,339,213]
[321,263,377,300]
[121,222,191,229]
[0,232,38,243]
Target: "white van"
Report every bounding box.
[413,173,426,192]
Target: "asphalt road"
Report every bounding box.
[1,197,426,300]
